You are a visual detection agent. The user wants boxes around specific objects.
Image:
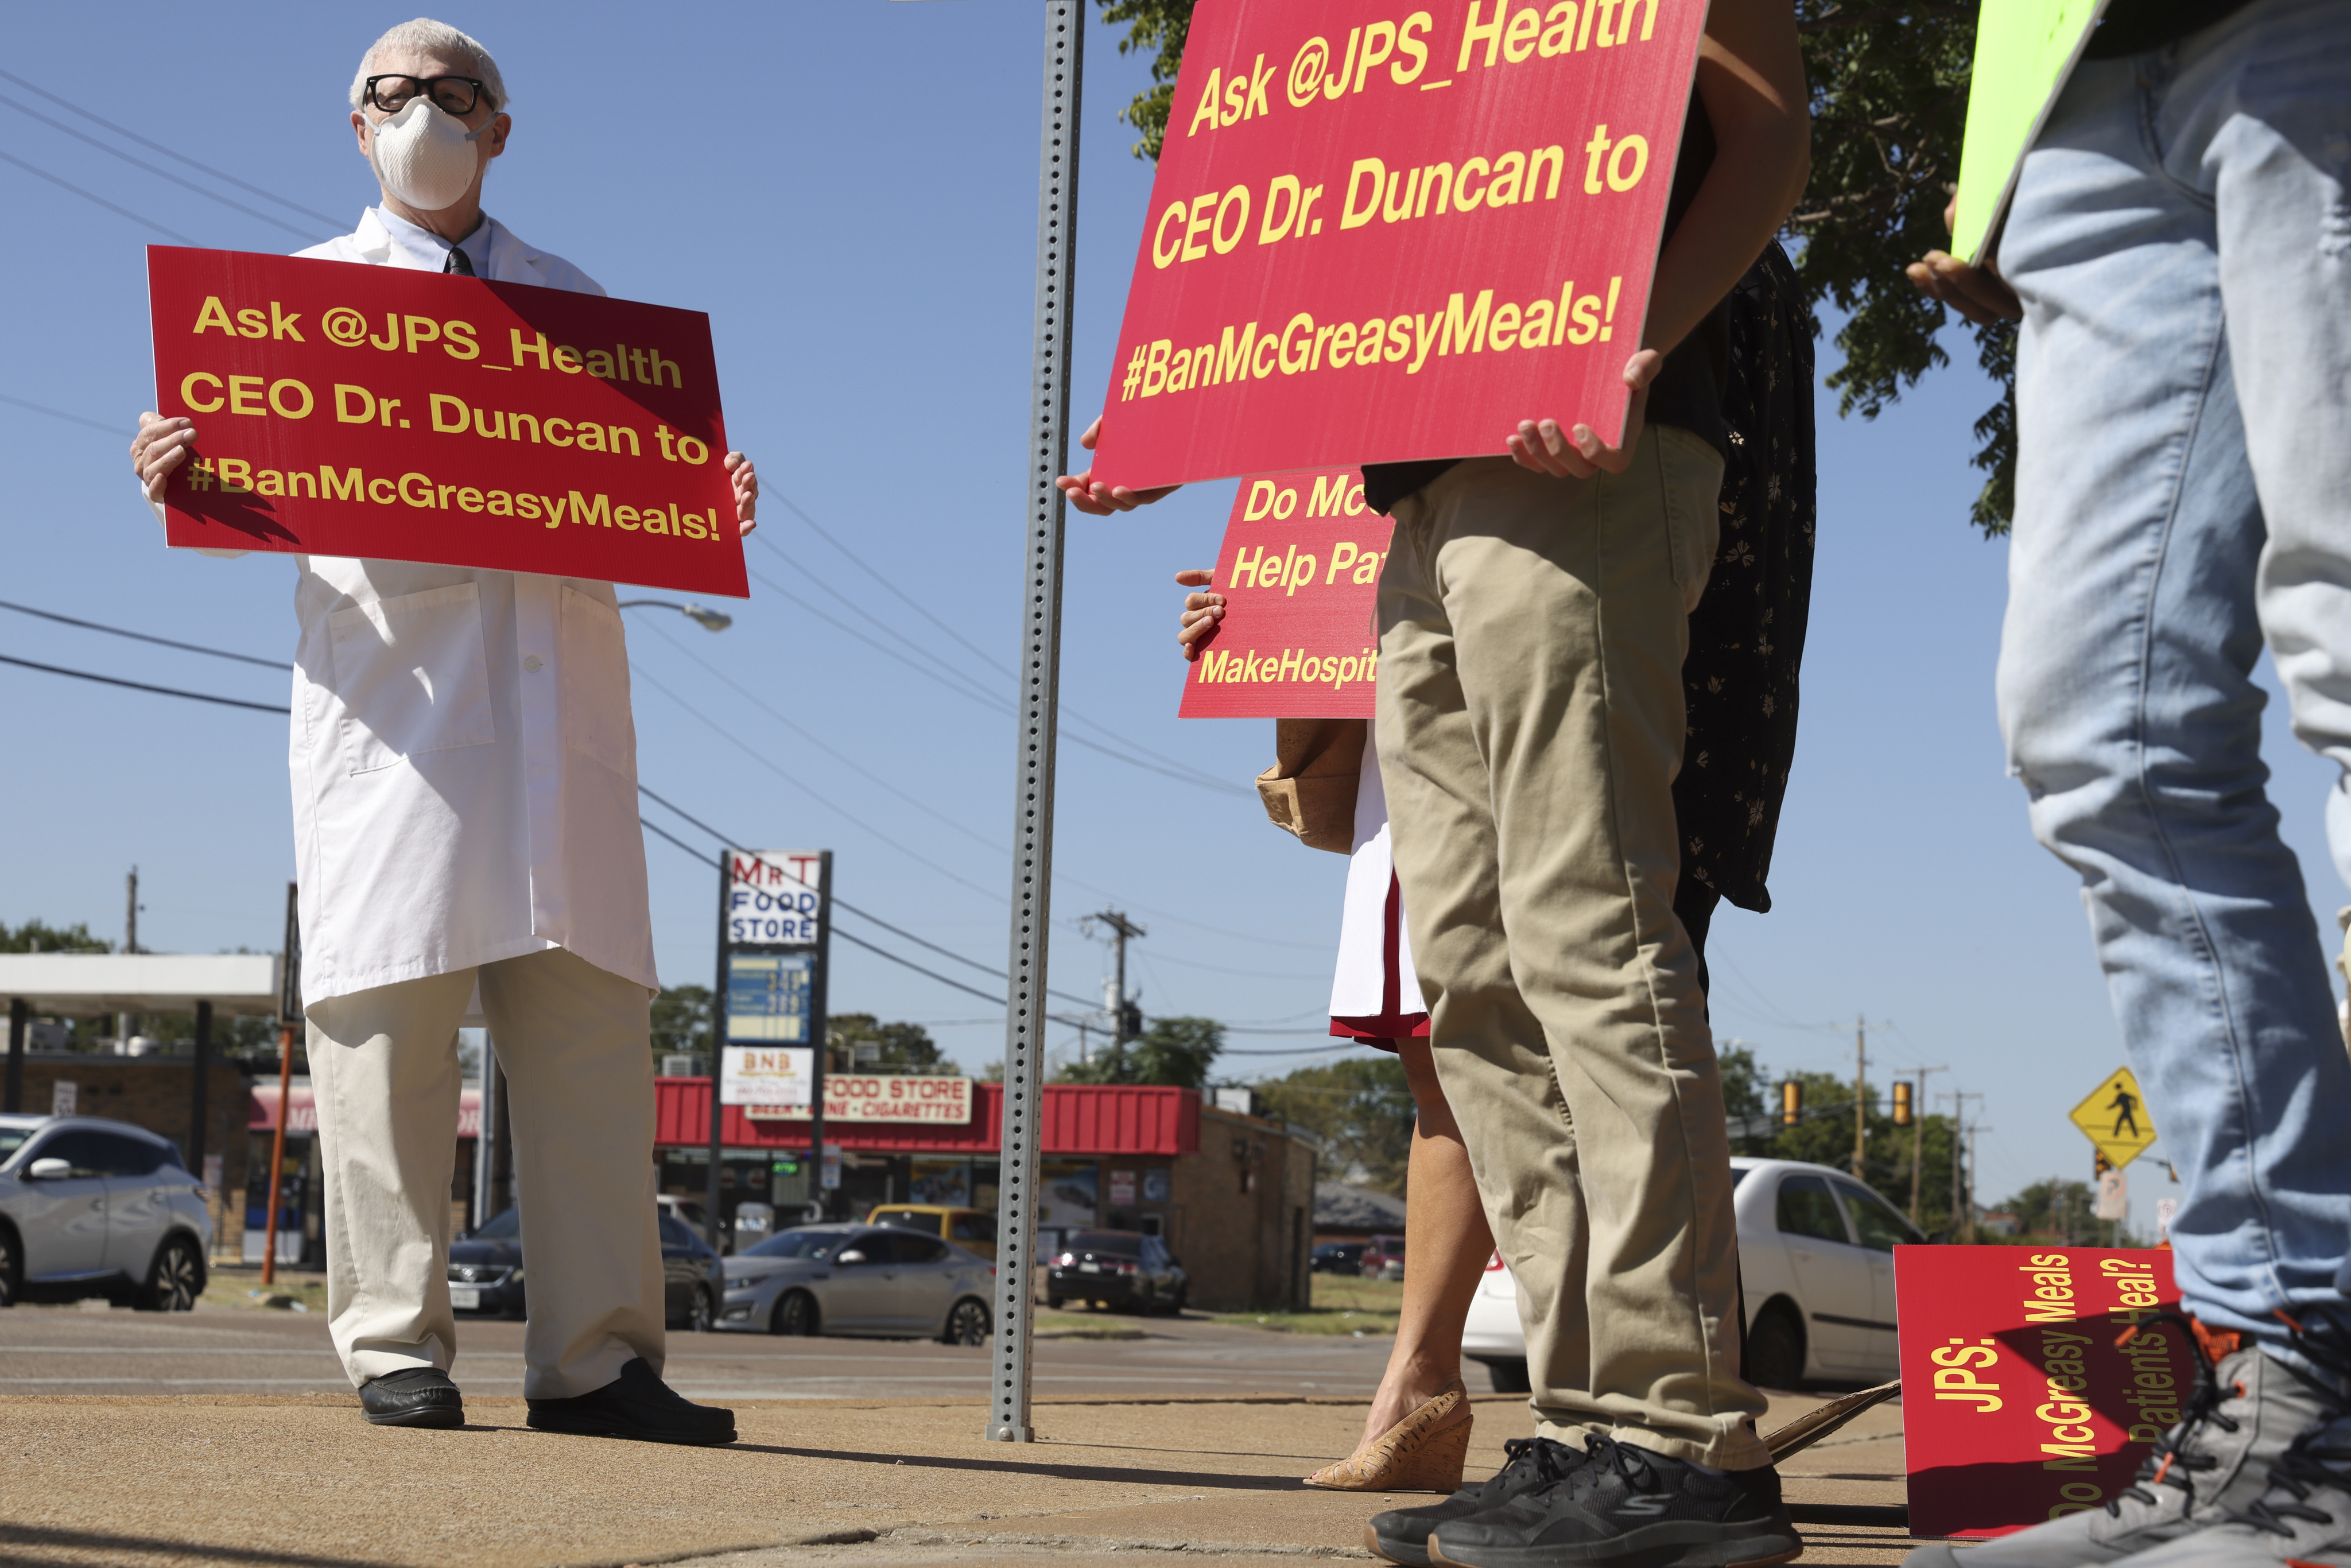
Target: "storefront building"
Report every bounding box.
[652,1077,1317,1312]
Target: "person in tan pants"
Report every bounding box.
[1064,0,1807,1551]
[129,18,750,1443]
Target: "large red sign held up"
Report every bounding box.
[1179,468,1388,720]
[147,246,746,596]
[1896,1245,2195,1539]
[1089,0,1706,492]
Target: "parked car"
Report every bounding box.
[1359,1233,1406,1281]
[0,1115,211,1311]
[449,1205,725,1331]
[1461,1157,1924,1393]
[717,1224,994,1344]
[1045,1229,1189,1315]
[867,1204,999,1262]
[1312,1241,1367,1276]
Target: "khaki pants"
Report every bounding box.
[1375,438,1768,1468]
[307,946,664,1399]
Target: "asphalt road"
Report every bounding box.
[0,1298,1406,1401]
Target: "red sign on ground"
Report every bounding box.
[1179,468,1387,719]
[1089,0,1706,491]
[1896,1245,2193,1538]
[146,246,746,596]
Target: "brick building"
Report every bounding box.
[653,1078,1317,1311]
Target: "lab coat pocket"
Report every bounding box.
[327,584,497,776]
[560,586,637,777]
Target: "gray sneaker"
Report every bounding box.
[2101,1311,2351,1568]
[1903,1320,2331,1568]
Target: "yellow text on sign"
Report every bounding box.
[2068,1066,2157,1169]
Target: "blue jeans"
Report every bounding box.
[1997,0,2351,1360]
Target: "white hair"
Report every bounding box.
[350,18,509,112]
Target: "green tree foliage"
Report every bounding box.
[829,1012,946,1074]
[1059,1015,1224,1088]
[1,919,111,953]
[650,984,712,1064]
[1995,1177,2106,1244]
[1732,1062,1962,1235]
[1252,1055,1417,1196]
[1092,0,2014,531]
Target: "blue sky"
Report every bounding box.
[2,2,2341,1233]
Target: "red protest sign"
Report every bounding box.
[147,246,746,597]
[1180,469,1387,720]
[1896,1245,2193,1538]
[1089,0,1706,492]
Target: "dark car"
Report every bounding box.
[447,1206,725,1331]
[1311,1241,1367,1276]
[1045,1229,1188,1315]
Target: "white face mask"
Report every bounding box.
[367,98,488,212]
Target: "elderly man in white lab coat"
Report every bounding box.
[127,18,748,1444]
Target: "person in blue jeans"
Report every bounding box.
[1903,1,2351,1563]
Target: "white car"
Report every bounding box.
[0,1115,214,1311]
[1461,1156,1922,1392]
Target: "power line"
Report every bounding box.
[634,616,1001,856]
[0,67,344,227]
[0,599,292,670]
[0,91,322,239]
[627,659,1006,905]
[0,393,124,436]
[0,651,289,713]
[639,813,1010,1007]
[636,782,1101,1013]
[0,147,199,244]
[762,496,1017,680]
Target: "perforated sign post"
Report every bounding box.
[988,0,1084,1447]
[707,849,831,1253]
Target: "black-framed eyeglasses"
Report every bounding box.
[364,75,485,117]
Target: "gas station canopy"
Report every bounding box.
[0,953,282,1016]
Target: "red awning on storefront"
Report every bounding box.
[652,1078,1198,1156]
[251,1084,482,1138]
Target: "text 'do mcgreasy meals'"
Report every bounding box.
[147,246,746,597]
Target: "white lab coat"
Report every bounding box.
[171,208,657,1004]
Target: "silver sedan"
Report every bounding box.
[716,1224,994,1344]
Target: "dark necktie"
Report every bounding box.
[444,245,475,277]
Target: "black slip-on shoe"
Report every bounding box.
[1429,1436,1799,1568]
[1368,1437,1592,1566]
[360,1366,464,1429]
[525,1356,736,1446]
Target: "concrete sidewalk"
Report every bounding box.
[1,1391,1919,1567]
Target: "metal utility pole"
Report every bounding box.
[989,0,1083,1447]
[1852,1015,1868,1179]
[1945,1090,1986,1243]
[121,867,141,1044]
[1907,1065,1947,1227]
[262,883,299,1286]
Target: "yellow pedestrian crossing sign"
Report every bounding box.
[2070,1066,2157,1167]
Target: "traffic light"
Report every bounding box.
[1781,1080,1802,1127]
[1892,1080,1914,1127]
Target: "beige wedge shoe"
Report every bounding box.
[1303,1379,1473,1492]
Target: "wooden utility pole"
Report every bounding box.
[1082,910,1146,1064]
